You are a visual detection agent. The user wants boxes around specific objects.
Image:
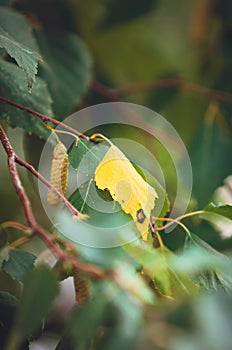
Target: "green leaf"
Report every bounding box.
[190,119,232,207]
[17,264,59,337]
[69,139,108,171]
[69,138,89,169]
[35,29,92,118]
[0,6,39,52]
[205,202,232,220]
[2,248,36,283]
[0,59,52,139]
[0,7,41,88]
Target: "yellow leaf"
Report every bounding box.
[94,145,158,240]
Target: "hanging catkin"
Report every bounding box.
[47,142,69,205]
[73,269,90,305]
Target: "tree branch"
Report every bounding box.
[0,97,90,141]
[0,125,106,279]
[90,78,232,103]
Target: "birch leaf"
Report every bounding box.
[95,145,158,240]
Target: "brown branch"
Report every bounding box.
[90,80,119,101]
[0,125,106,279]
[91,79,232,104]
[113,78,182,97]
[0,97,90,141]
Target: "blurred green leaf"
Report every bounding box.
[65,282,143,350]
[190,119,232,207]
[68,284,109,349]
[0,7,41,88]
[114,263,154,304]
[35,29,92,118]
[188,220,225,251]
[194,293,232,350]
[99,291,143,350]
[2,248,36,283]
[101,0,158,29]
[125,242,172,296]
[0,59,52,138]
[0,292,29,350]
[184,233,232,293]
[57,209,137,248]
[205,202,232,220]
[17,264,59,337]
[0,291,18,323]
[77,245,138,270]
[125,241,201,297]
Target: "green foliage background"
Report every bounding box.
[0,0,232,349]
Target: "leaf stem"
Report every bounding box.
[0,221,30,233]
[90,133,114,146]
[156,217,192,237]
[155,210,206,236]
[155,210,205,232]
[10,235,33,248]
[46,123,79,144]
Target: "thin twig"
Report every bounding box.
[0,97,90,141]
[15,156,80,217]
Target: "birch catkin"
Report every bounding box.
[47,142,69,205]
[73,270,90,305]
